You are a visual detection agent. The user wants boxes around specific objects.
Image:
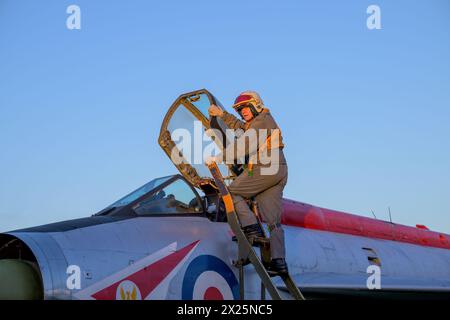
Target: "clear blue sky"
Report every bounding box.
[1,0,449,233]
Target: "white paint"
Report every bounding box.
[192,271,233,300]
[73,242,178,299]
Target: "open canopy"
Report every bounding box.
[158,89,237,192]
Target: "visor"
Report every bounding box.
[232,95,259,110]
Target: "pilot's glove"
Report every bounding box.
[205,155,222,166]
[208,104,224,118]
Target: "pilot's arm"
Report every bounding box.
[220,111,246,131]
[209,115,272,165]
[209,104,246,131]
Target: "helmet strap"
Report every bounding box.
[249,105,259,117]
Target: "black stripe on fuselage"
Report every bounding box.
[8,216,134,233]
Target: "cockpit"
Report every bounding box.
[94,174,227,222]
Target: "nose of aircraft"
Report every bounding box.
[0,259,43,300]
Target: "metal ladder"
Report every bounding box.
[207,162,305,300]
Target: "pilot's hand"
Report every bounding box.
[208,104,224,118]
[205,156,218,166]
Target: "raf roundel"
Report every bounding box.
[182,255,239,300]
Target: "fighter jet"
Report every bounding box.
[1,89,449,300]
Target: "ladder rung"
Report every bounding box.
[232,236,270,248]
[252,237,270,246]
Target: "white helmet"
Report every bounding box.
[232,91,266,116]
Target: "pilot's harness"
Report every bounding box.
[242,109,285,233]
[243,109,285,177]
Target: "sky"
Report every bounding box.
[0,0,449,233]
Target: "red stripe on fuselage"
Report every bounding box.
[92,240,199,300]
[281,199,450,250]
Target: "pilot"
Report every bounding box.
[207,91,289,276]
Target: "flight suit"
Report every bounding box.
[220,110,288,259]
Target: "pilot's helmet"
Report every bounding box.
[232,91,266,117]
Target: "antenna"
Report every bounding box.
[388,206,393,223]
[371,210,377,219]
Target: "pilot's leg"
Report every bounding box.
[229,165,286,247]
[228,172,260,228]
[231,194,258,227]
[255,165,288,260]
[228,166,282,228]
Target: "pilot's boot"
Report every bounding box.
[242,224,265,243]
[266,258,289,277]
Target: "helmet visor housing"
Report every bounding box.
[233,95,261,116]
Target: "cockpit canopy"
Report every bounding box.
[158,89,238,193]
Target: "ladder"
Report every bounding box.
[207,162,305,300]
